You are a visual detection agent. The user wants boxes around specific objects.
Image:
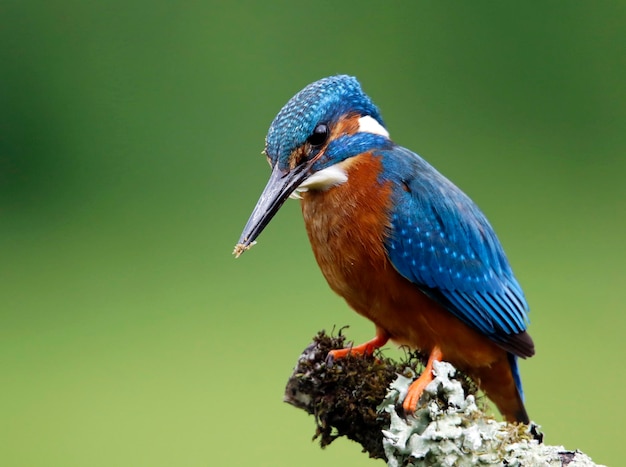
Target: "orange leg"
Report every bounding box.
[328,327,389,360]
[403,345,443,413]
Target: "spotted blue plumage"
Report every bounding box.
[265,76,532,360]
[236,74,534,420]
[378,145,532,358]
[265,75,384,171]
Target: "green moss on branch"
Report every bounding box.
[284,330,603,467]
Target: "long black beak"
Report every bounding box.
[233,163,309,257]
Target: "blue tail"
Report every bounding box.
[508,352,525,402]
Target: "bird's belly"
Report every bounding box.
[300,155,502,367]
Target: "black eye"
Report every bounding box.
[307,123,329,147]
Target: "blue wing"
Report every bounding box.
[378,146,533,358]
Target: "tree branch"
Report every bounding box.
[284,330,603,466]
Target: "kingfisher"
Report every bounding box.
[234,75,534,424]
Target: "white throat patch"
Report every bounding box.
[290,164,348,199]
[358,115,390,138]
[289,116,388,200]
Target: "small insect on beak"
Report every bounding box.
[233,163,309,257]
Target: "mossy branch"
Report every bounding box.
[284,330,603,467]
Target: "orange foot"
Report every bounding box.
[402,345,443,413]
[328,328,389,360]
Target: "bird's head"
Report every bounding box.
[234,75,390,257]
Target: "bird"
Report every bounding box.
[234,75,534,424]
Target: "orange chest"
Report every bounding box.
[300,154,394,312]
[298,155,499,360]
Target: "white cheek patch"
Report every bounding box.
[358,115,390,138]
[290,164,348,199]
[288,116,386,200]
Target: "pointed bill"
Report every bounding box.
[233,164,308,257]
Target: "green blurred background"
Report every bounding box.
[1,2,624,466]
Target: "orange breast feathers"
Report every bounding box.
[299,152,526,422]
[299,152,507,368]
[300,153,393,314]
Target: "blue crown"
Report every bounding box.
[265,75,384,169]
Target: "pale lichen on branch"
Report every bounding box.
[284,330,603,467]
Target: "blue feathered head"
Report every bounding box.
[265,75,384,170]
